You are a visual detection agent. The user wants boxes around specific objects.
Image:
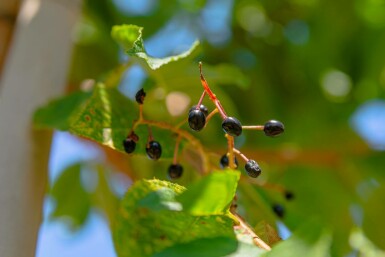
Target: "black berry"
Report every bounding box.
[123,138,136,153]
[220,154,238,169]
[264,120,284,137]
[284,191,294,201]
[188,109,206,131]
[244,159,261,178]
[189,105,209,117]
[135,88,146,104]
[272,204,285,218]
[168,164,183,179]
[222,117,242,137]
[146,140,162,160]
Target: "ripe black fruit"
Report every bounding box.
[188,109,206,131]
[264,120,284,137]
[123,138,136,153]
[244,159,261,178]
[146,140,162,160]
[220,154,238,168]
[135,88,146,104]
[189,105,209,117]
[168,164,183,179]
[222,117,242,137]
[284,191,294,201]
[272,204,285,218]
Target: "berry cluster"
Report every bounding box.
[188,62,284,178]
[122,89,184,179]
[122,62,284,181]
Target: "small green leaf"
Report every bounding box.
[50,164,91,229]
[138,187,183,212]
[152,237,238,257]
[111,24,145,53]
[113,179,236,257]
[177,170,240,215]
[33,91,91,130]
[111,24,200,70]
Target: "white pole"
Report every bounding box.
[0,0,80,256]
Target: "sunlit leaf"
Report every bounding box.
[111,24,200,70]
[113,178,242,257]
[177,170,240,215]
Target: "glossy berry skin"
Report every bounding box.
[244,159,261,178]
[284,191,294,201]
[264,120,284,137]
[272,204,285,218]
[168,164,183,179]
[189,105,209,117]
[135,88,146,104]
[146,140,162,160]
[220,154,239,169]
[222,117,242,137]
[188,109,206,131]
[123,138,136,154]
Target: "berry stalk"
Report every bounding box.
[232,148,249,162]
[173,136,182,165]
[226,134,236,169]
[242,125,264,131]
[205,108,219,124]
[132,118,210,174]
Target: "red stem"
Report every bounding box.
[199,62,227,119]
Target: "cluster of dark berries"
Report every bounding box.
[122,88,184,179]
[188,62,285,178]
[122,63,285,181]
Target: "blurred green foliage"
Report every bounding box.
[35,0,385,256]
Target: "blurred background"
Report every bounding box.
[1,0,385,256]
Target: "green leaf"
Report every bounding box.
[113,179,237,257]
[152,237,238,257]
[138,187,183,212]
[261,219,332,257]
[50,163,119,229]
[68,83,135,152]
[33,91,91,130]
[50,164,91,229]
[34,84,177,157]
[111,24,200,70]
[177,170,240,215]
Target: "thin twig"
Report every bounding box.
[233,212,271,251]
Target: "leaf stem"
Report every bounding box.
[233,213,272,251]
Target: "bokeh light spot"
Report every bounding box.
[351,100,385,151]
[236,5,271,37]
[321,69,352,101]
[166,91,191,116]
[284,20,309,45]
